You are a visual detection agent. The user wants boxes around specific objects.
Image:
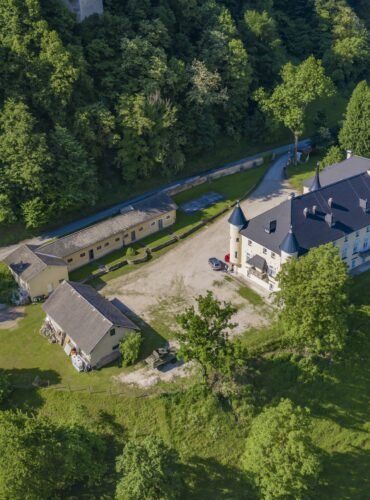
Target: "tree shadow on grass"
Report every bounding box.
[181,456,255,500]
[110,299,167,359]
[2,367,61,412]
[315,447,370,499]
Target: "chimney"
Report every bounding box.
[303,207,309,218]
[328,197,333,208]
[360,198,368,213]
[312,205,317,215]
[325,213,335,227]
[346,150,353,159]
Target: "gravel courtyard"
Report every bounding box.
[102,156,292,335]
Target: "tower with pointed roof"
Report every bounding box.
[310,162,322,192]
[228,201,247,267]
[280,225,299,263]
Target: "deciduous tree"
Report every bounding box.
[242,399,321,499]
[255,56,335,163]
[276,244,350,355]
[176,291,237,381]
[115,435,182,500]
[339,80,370,158]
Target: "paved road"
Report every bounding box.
[0,139,309,260]
[102,153,293,335]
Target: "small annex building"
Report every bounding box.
[4,245,68,300]
[42,281,140,368]
[38,192,177,272]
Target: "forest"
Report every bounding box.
[0,0,369,229]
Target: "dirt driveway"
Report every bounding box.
[0,305,25,329]
[102,156,291,335]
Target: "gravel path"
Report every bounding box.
[102,155,292,334]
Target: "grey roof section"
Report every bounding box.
[43,281,139,355]
[241,171,370,256]
[280,227,300,255]
[247,255,268,272]
[39,193,177,259]
[228,202,248,230]
[303,155,370,188]
[3,245,66,282]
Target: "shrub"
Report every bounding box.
[125,246,137,257]
[0,263,16,304]
[119,332,142,367]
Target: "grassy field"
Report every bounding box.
[2,269,370,497]
[287,153,324,192]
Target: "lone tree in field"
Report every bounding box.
[255,56,335,163]
[115,435,182,500]
[242,399,321,499]
[339,80,370,158]
[176,291,238,382]
[276,244,350,356]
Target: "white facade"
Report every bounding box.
[230,221,370,291]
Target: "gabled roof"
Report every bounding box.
[228,202,248,230]
[43,281,139,354]
[38,193,177,259]
[303,155,370,189]
[241,171,370,255]
[3,245,66,282]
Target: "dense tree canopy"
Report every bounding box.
[0,410,107,499]
[276,244,350,355]
[339,80,370,158]
[242,399,321,499]
[0,0,369,228]
[115,435,183,500]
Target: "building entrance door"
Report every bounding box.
[131,230,136,242]
[158,219,163,230]
[89,249,94,261]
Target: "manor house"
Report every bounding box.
[229,155,370,291]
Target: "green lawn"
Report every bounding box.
[172,161,270,236]
[2,270,370,498]
[69,243,145,282]
[287,153,323,192]
[238,285,264,306]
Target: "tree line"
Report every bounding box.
[0,0,370,227]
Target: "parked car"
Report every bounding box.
[146,346,177,369]
[208,257,223,271]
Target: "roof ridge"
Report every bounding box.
[297,171,369,201]
[65,281,114,331]
[23,244,47,269]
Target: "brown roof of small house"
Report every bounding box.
[38,193,177,259]
[42,281,139,354]
[3,245,66,282]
